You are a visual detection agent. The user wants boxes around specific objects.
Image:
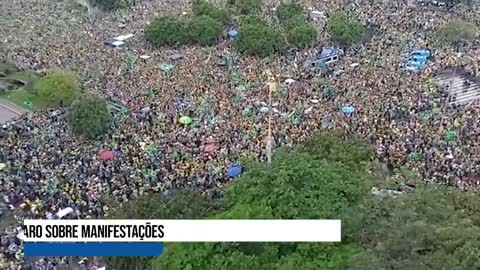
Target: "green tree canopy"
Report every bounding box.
[68,95,111,139]
[153,134,374,269]
[283,16,317,48]
[229,0,262,15]
[34,70,80,107]
[187,15,224,46]
[328,11,365,46]
[144,16,189,47]
[344,185,480,270]
[192,0,230,25]
[104,189,223,270]
[275,0,303,21]
[235,16,286,57]
[436,20,477,46]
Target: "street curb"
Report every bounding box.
[0,101,24,115]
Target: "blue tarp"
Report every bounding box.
[402,48,431,71]
[227,164,243,178]
[341,106,355,114]
[319,48,336,59]
[228,28,239,40]
[409,49,431,58]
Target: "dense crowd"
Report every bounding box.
[1,0,480,268]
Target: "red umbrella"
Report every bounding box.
[99,150,114,161]
[204,143,217,154]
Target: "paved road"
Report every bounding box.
[0,99,25,123]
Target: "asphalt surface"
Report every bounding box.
[0,99,25,124]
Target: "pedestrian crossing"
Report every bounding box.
[435,74,480,106]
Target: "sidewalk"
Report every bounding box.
[0,99,26,123]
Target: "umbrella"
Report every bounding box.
[290,111,303,125]
[0,163,5,171]
[144,169,157,180]
[141,106,151,114]
[444,129,457,142]
[408,150,423,160]
[227,164,243,178]
[260,107,269,113]
[146,144,158,154]
[179,116,193,125]
[169,53,184,61]
[341,106,355,114]
[204,143,217,154]
[159,63,175,73]
[242,106,254,116]
[99,150,114,161]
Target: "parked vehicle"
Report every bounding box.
[305,48,340,68]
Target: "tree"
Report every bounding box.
[68,95,111,139]
[153,134,374,269]
[436,20,477,46]
[283,16,317,48]
[343,185,480,270]
[104,189,223,270]
[144,16,189,47]
[275,0,303,21]
[229,0,262,15]
[34,70,80,107]
[192,0,230,25]
[235,16,286,57]
[188,15,224,46]
[328,11,365,47]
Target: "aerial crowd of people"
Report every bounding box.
[1,0,480,269]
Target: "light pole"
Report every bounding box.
[265,69,277,164]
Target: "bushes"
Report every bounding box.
[328,11,365,46]
[230,0,262,15]
[192,0,230,25]
[283,16,317,47]
[437,20,477,46]
[68,95,111,139]
[235,16,286,57]
[276,2,316,49]
[188,15,224,46]
[144,1,317,54]
[275,0,303,21]
[34,70,80,108]
[145,16,189,46]
[145,1,227,47]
